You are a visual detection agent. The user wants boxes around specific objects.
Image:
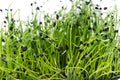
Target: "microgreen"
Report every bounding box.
[0,0,120,80]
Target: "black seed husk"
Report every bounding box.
[30,3,33,6]
[52,51,55,55]
[87,16,90,19]
[93,12,96,15]
[118,48,120,52]
[95,7,99,9]
[80,41,83,44]
[22,68,26,72]
[34,1,37,4]
[21,54,24,57]
[109,38,113,42]
[14,51,16,54]
[88,27,92,30]
[91,41,94,45]
[99,7,102,10]
[56,14,59,20]
[85,1,90,5]
[19,39,22,42]
[5,16,8,19]
[104,22,108,26]
[1,78,6,80]
[36,7,40,10]
[77,6,81,9]
[0,9,2,12]
[103,27,109,32]
[21,46,27,52]
[53,22,56,27]
[39,33,42,37]
[104,35,108,38]
[2,39,5,42]
[11,18,14,22]
[114,30,118,33]
[79,49,84,53]
[10,36,14,39]
[9,26,13,31]
[45,35,49,38]
[96,33,98,35]
[81,54,86,60]
[41,37,45,40]
[58,46,63,52]
[104,7,107,10]
[4,21,6,23]
[39,22,42,24]
[10,9,13,11]
[112,24,114,26]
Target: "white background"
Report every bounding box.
[0,0,72,22]
[0,0,120,33]
[0,0,120,21]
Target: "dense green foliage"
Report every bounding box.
[0,0,120,80]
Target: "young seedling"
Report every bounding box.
[0,0,120,80]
